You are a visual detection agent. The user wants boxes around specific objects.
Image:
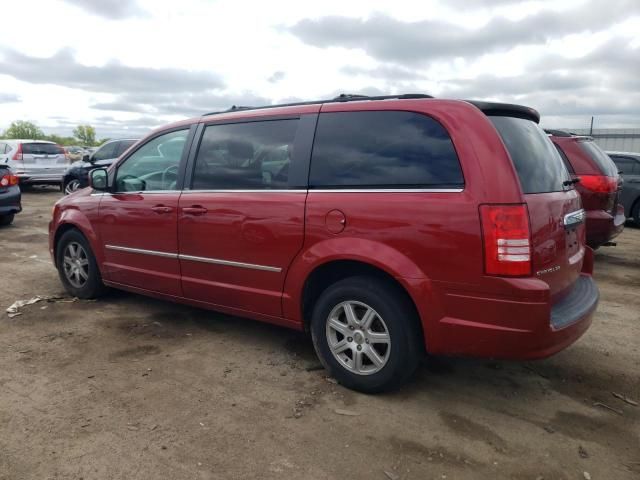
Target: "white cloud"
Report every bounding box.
[0,0,639,139]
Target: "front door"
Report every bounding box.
[178,117,310,317]
[98,129,190,296]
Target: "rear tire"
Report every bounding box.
[0,214,14,226]
[310,276,422,393]
[56,229,107,299]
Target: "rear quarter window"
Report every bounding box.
[579,141,618,177]
[489,116,570,194]
[309,111,463,189]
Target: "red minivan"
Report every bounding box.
[547,130,625,249]
[49,94,599,392]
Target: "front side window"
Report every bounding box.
[116,140,137,156]
[192,119,299,190]
[92,142,118,161]
[115,130,188,192]
[609,155,638,175]
[309,111,463,189]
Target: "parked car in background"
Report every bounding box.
[0,163,21,226]
[64,146,87,162]
[50,94,598,393]
[0,139,69,187]
[546,130,625,248]
[62,138,138,194]
[607,151,640,226]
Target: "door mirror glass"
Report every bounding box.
[90,168,109,191]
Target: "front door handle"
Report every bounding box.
[151,205,173,214]
[182,206,208,215]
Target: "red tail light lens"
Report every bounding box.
[579,175,617,193]
[0,173,19,187]
[480,204,532,277]
[12,143,23,161]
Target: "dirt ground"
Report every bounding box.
[0,188,638,480]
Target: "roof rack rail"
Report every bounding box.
[203,93,434,117]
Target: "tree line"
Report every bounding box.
[1,120,109,147]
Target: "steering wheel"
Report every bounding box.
[161,164,179,189]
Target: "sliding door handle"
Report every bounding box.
[182,206,208,215]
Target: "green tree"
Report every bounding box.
[73,125,97,146]
[2,120,44,139]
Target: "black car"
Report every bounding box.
[62,138,138,194]
[607,151,640,226]
[0,164,21,226]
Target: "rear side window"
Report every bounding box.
[22,143,64,155]
[309,111,463,189]
[610,155,640,175]
[192,119,299,190]
[490,116,570,194]
[93,142,118,161]
[579,141,618,177]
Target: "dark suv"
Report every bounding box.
[50,94,598,392]
[607,151,640,227]
[546,130,624,248]
[62,138,138,194]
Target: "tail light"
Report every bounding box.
[12,144,23,162]
[0,172,19,187]
[579,175,618,193]
[480,204,532,276]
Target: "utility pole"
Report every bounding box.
[589,116,594,136]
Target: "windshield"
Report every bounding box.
[579,140,618,177]
[490,116,570,194]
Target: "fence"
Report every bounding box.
[565,128,640,153]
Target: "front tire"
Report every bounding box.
[310,276,422,393]
[56,229,107,299]
[64,178,82,195]
[0,214,14,226]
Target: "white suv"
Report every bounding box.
[0,139,70,186]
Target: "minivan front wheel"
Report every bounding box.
[311,276,422,393]
[56,229,107,299]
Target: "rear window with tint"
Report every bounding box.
[579,141,618,177]
[309,111,463,189]
[490,116,570,194]
[22,143,64,155]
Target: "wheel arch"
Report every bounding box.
[53,212,103,269]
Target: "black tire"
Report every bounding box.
[64,178,82,195]
[56,229,107,299]
[0,214,14,226]
[310,276,423,393]
[632,200,640,228]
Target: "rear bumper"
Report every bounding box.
[0,186,22,215]
[585,206,625,248]
[422,250,599,360]
[17,173,65,185]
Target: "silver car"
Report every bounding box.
[0,139,70,186]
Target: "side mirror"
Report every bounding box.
[90,168,109,191]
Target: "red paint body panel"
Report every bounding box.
[49,97,599,363]
[98,192,182,296]
[177,191,306,317]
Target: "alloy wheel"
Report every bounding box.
[64,179,81,194]
[325,300,391,375]
[62,242,89,288]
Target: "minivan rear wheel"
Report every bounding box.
[56,229,107,299]
[310,276,422,393]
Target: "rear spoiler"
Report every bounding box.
[465,100,540,124]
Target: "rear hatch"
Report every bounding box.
[489,116,585,300]
[21,142,68,173]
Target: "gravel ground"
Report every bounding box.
[1,188,638,480]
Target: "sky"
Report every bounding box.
[0,0,638,139]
